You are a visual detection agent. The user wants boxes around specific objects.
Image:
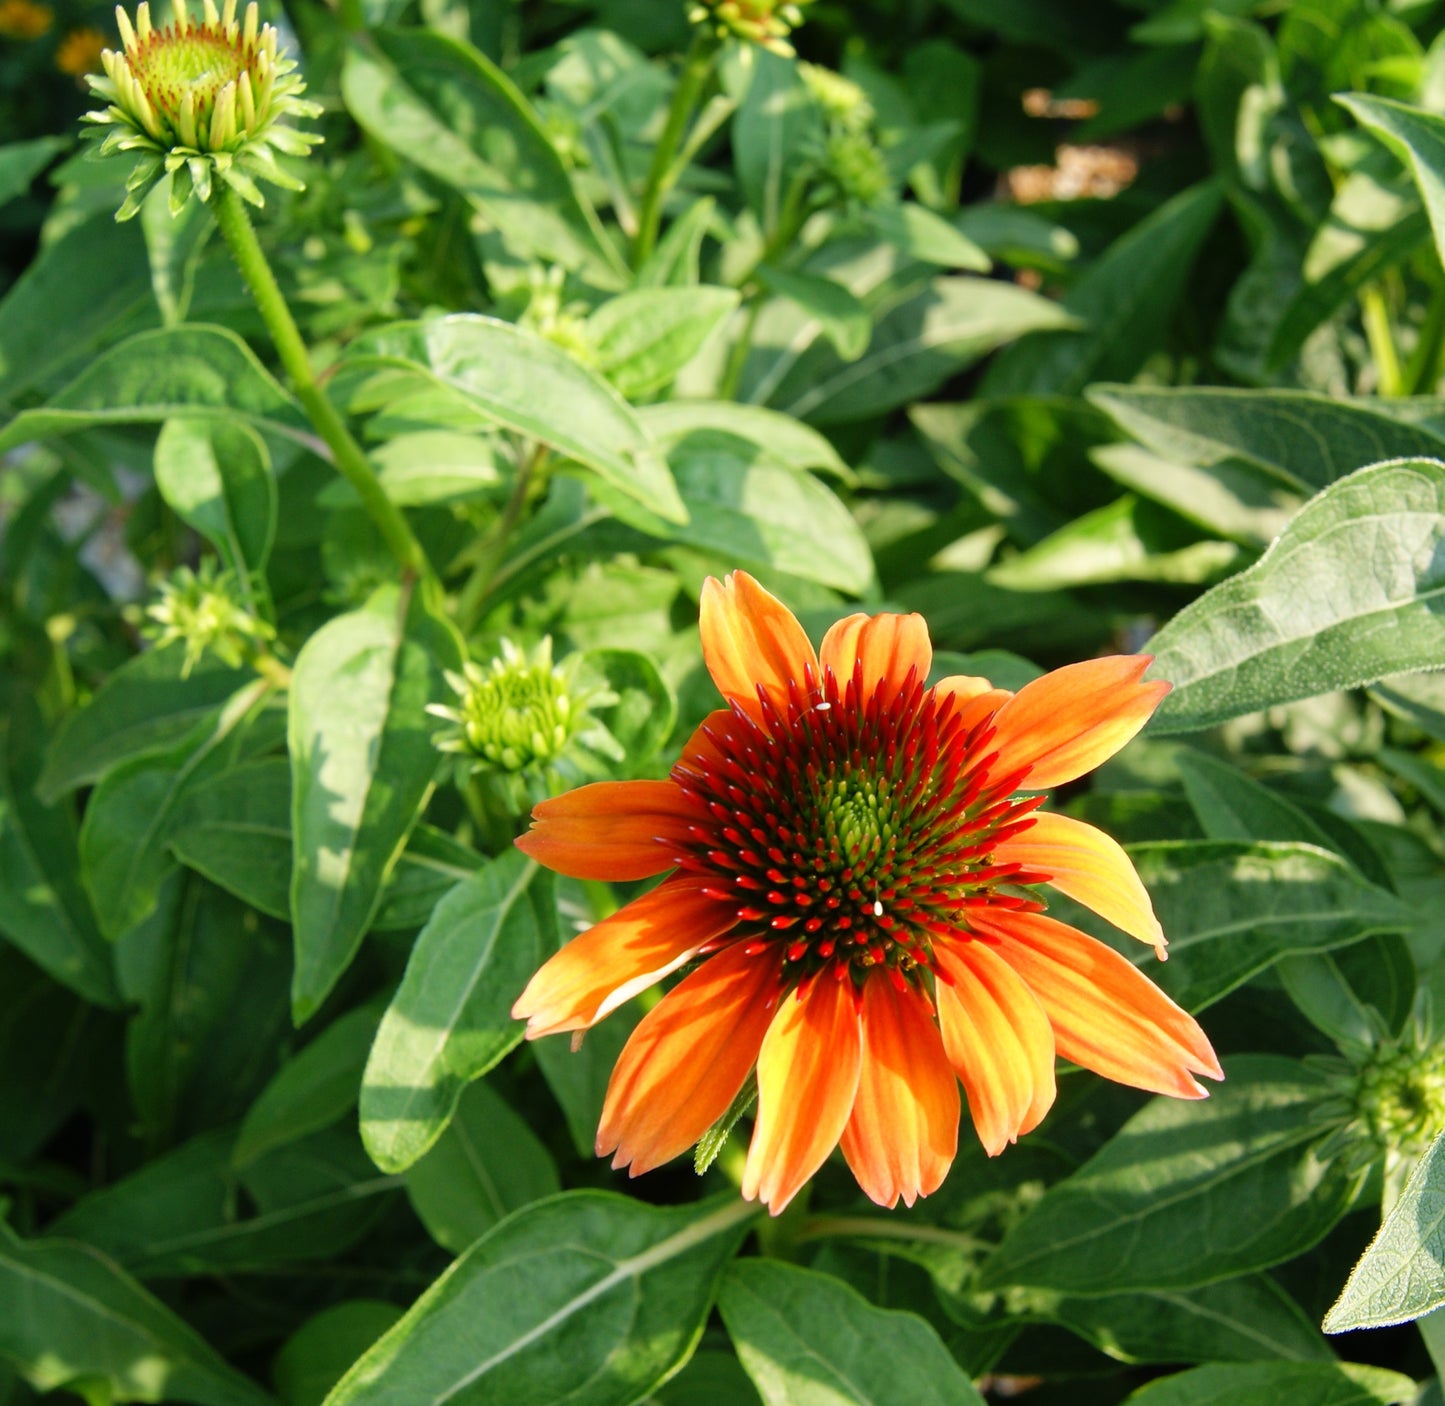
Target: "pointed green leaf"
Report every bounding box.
[1324,1127,1445,1331]
[982,1057,1364,1295]
[1146,459,1445,733]
[360,851,541,1173]
[718,1260,985,1406]
[289,586,461,1023]
[0,1222,274,1406]
[322,1192,757,1406]
[585,286,740,399]
[1122,1362,1416,1406]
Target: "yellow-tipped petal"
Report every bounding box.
[177,88,198,149]
[201,0,218,23]
[241,0,257,44]
[115,5,136,49]
[135,1,151,38]
[172,0,188,31]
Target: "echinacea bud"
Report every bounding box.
[429,639,616,778]
[81,0,321,219]
[1354,1032,1445,1161]
[686,0,810,56]
[143,558,274,675]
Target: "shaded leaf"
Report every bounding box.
[1122,1362,1415,1406]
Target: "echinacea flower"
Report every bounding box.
[82,0,321,219]
[512,572,1221,1214]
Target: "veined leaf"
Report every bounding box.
[718,1259,985,1406]
[0,325,307,456]
[0,1222,273,1406]
[1121,1362,1416,1406]
[585,286,740,399]
[360,851,541,1173]
[1145,459,1445,733]
[289,585,462,1023]
[343,315,686,524]
[322,1192,757,1406]
[981,1057,1364,1295]
[1324,1127,1445,1331]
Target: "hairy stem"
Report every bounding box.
[210,183,429,578]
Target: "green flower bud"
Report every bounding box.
[1353,1033,1445,1161]
[82,0,322,219]
[687,0,810,56]
[143,558,274,675]
[799,63,873,132]
[429,638,616,777]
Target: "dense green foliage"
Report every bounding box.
[11,0,1445,1401]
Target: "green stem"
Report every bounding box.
[719,296,764,401]
[456,442,550,633]
[632,30,718,268]
[210,184,429,578]
[1405,285,1445,396]
[1361,282,1403,398]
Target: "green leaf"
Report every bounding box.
[50,1126,398,1279]
[0,137,66,208]
[1324,1127,1445,1331]
[319,431,501,508]
[274,1304,404,1406]
[404,1080,560,1253]
[1121,841,1414,1013]
[986,496,1243,592]
[140,182,211,327]
[1339,93,1445,277]
[1047,1276,1333,1365]
[533,1000,638,1159]
[638,400,852,482]
[321,1192,757,1406]
[982,180,1223,397]
[1176,750,1341,851]
[359,851,541,1173]
[581,648,677,771]
[756,267,872,362]
[38,644,249,802]
[289,585,461,1023]
[981,1057,1364,1296]
[234,1004,381,1168]
[0,325,307,456]
[1088,385,1445,496]
[80,679,270,940]
[154,418,277,585]
[732,50,823,237]
[718,1259,985,1406]
[341,29,622,285]
[0,701,115,1007]
[585,287,740,399]
[773,276,1076,425]
[1145,459,1445,733]
[0,214,152,405]
[1122,1362,1417,1406]
[344,315,686,524]
[867,201,991,271]
[587,443,875,594]
[0,1222,274,1406]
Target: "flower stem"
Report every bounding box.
[1360,281,1403,398]
[456,442,550,633]
[632,30,718,268]
[209,183,430,579]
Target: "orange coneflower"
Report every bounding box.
[512,572,1221,1214]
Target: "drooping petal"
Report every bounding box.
[820,612,932,706]
[515,780,698,880]
[840,978,959,1208]
[971,907,1222,1098]
[987,655,1170,790]
[598,941,783,1177]
[934,939,1056,1155]
[993,810,1165,954]
[742,972,863,1213]
[511,877,740,1039]
[700,572,819,725]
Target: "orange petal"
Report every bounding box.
[971,907,1222,1099]
[742,972,863,1214]
[598,940,783,1177]
[820,612,932,705]
[511,877,740,1039]
[993,810,1165,954]
[934,939,1056,1156]
[934,676,1013,736]
[674,708,734,776]
[699,572,819,726]
[987,655,1170,790]
[840,979,959,1208]
[515,780,698,880]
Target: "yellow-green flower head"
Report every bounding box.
[799,63,873,132]
[143,558,274,675]
[82,0,322,220]
[1354,1034,1445,1162]
[430,639,600,775]
[688,0,810,56]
